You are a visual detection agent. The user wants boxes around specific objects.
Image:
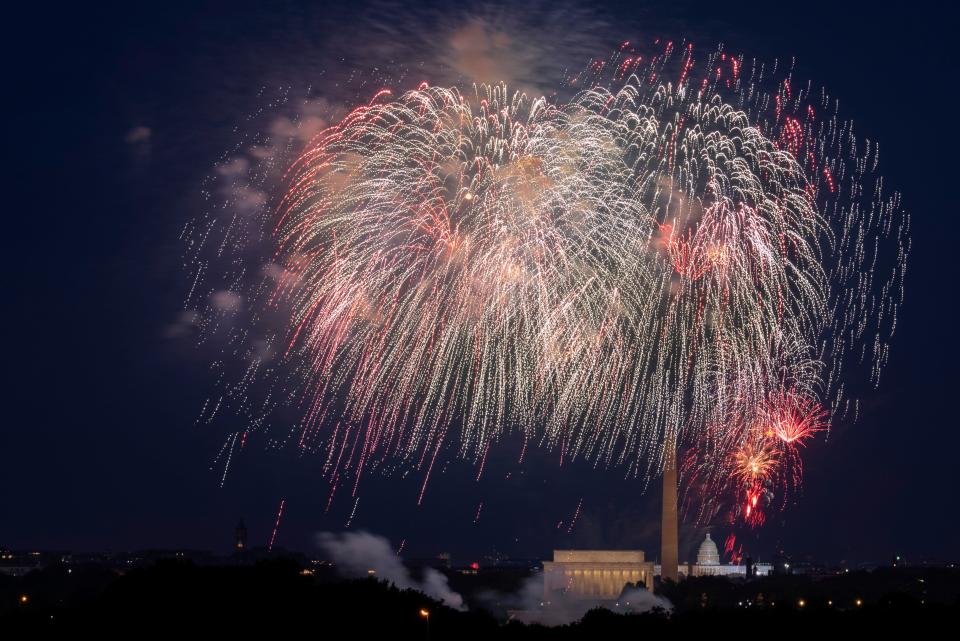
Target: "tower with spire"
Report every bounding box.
[235,519,247,551]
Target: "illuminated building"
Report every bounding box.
[654,533,772,578]
[543,550,655,599]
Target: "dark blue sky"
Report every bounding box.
[3,1,955,565]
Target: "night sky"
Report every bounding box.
[4,1,956,565]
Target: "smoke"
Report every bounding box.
[210,290,243,312]
[335,0,614,96]
[481,572,672,626]
[317,530,671,625]
[124,125,151,144]
[182,0,618,356]
[316,531,465,610]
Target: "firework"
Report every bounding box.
[184,40,909,530]
[762,389,827,445]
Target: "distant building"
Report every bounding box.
[654,533,772,578]
[543,550,655,599]
[0,550,47,577]
[235,520,247,551]
[689,532,744,577]
[773,550,791,575]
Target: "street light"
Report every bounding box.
[419,608,430,641]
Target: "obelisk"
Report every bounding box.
[660,433,679,582]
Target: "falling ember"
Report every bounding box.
[742,487,766,527]
[268,499,285,552]
[566,497,584,534]
[345,496,360,528]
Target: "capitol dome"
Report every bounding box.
[696,532,720,566]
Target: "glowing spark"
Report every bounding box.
[268,498,285,552]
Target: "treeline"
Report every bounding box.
[2,560,958,635]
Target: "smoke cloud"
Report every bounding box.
[484,573,672,626]
[317,531,670,626]
[316,531,465,610]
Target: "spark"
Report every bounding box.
[566,497,584,534]
[268,498,285,552]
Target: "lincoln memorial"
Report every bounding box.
[542,550,655,599]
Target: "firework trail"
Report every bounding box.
[566,498,584,534]
[268,498,286,551]
[183,39,909,532]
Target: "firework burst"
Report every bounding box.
[183,40,909,528]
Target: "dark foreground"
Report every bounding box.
[3,560,958,635]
